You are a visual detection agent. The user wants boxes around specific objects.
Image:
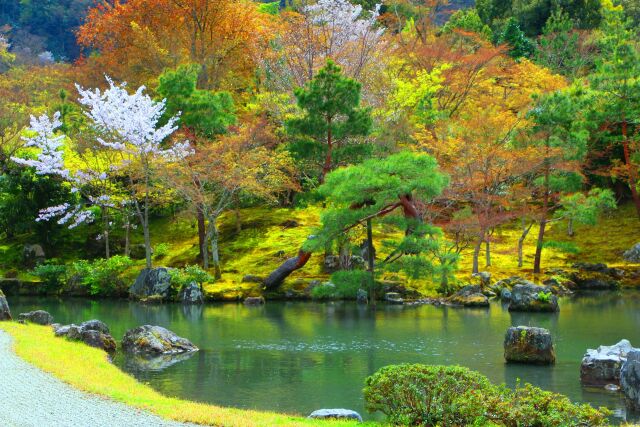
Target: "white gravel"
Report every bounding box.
[0,329,191,427]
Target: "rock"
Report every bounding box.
[122,325,198,355]
[624,243,640,263]
[508,284,559,312]
[179,282,203,304]
[356,289,368,304]
[80,330,117,353]
[53,324,73,337]
[0,289,11,321]
[129,268,172,300]
[542,277,574,296]
[504,326,555,364]
[323,255,340,273]
[139,294,164,304]
[384,292,404,305]
[605,383,620,392]
[243,296,265,306]
[621,350,640,409]
[241,275,264,284]
[448,285,489,307]
[23,244,45,266]
[500,288,512,301]
[18,310,53,325]
[570,263,622,290]
[79,319,110,334]
[472,271,491,287]
[581,339,636,387]
[308,409,363,422]
[280,219,299,228]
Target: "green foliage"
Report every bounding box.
[537,291,552,302]
[153,243,171,259]
[556,188,617,229]
[543,240,580,254]
[169,265,213,289]
[495,18,535,58]
[31,261,67,292]
[442,9,493,39]
[70,256,134,296]
[157,64,236,137]
[286,60,373,182]
[257,1,279,15]
[363,364,610,426]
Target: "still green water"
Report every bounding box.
[8,292,640,423]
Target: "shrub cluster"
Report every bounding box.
[311,270,375,300]
[363,364,609,426]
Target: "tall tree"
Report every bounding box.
[286,60,372,185]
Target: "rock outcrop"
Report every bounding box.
[129,268,172,300]
[0,289,11,320]
[54,320,116,353]
[448,285,489,307]
[18,310,53,325]
[122,325,198,355]
[179,282,204,304]
[581,339,635,387]
[243,296,265,306]
[308,409,363,422]
[570,263,622,290]
[621,350,640,410]
[624,243,640,263]
[504,326,555,364]
[508,284,559,312]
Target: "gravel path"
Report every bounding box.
[0,330,190,427]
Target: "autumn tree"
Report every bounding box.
[287,60,372,185]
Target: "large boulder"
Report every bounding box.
[122,325,198,355]
[308,409,362,422]
[243,296,265,306]
[504,326,555,364]
[472,271,491,288]
[508,284,559,312]
[0,289,11,321]
[624,243,640,263]
[581,339,636,387]
[570,262,622,290]
[448,285,489,307]
[621,350,640,410]
[54,320,116,353]
[179,282,203,305]
[129,268,172,300]
[18,310,53,325]
[23,244,45,266]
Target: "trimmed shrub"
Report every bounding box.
[31,261,67,292]
[364,364,609,426]
[311,270,377,300]
[169,265,212,289]
[71,256,133,296]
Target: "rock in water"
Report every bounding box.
[122,325,198,355]
[570,262,621,290]
[448,285,489,307]
[0,289,11,321]
[79,319,110,334]
[18,310,53,325]
[504,326,555,364]
[243,296,265,306]
[129,267,172,300]
[179,282,204,305]
[508,284,559,312]
[384,292,404,305]
[356,289,368,304]
[621,350,640,409]
[581,339,635,387]
[624,243,640,263]
[500,288,512,301]
[80,330,117,353]
[308,409,363,422]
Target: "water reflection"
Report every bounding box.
[8,293,640,423]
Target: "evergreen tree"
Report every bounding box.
[495,18,535,58]
[286,60,372,185]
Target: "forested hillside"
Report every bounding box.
[1,0,640,300]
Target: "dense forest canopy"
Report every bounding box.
[1,0,640,298]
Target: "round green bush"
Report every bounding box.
[363,364,609,426]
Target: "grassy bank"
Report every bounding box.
[0,322,362,426]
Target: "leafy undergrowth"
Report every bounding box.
[0,322,361,427]
[3,203,640,297]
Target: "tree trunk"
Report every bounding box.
[209,218,221,279]
[320,117,333,183]
[567,217,574,237]
[534,142,551,274]
[485,239,491,267]
[472,236,483,274]
[517,218,532,268]
[366,218,376,308]
[197,204,206,266]
[264,249,313,290]
[102,206,110,259]
[124,218,130,258]
[143,202,152,269]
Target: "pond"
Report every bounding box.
[8,292,640,423]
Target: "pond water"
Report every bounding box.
[8,292,640,423]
